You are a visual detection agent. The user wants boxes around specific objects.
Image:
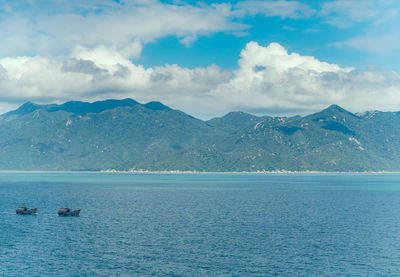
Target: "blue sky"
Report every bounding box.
[0,0,399,118]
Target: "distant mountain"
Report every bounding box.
[1,99,400,171]
[4,98,139,116]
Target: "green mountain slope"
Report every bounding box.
[1,99,400,171]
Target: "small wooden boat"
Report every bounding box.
[16,207,37,215]
[58,208,81,216]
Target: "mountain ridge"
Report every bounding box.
[0,99,399,172]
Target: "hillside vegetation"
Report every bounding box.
[1,99,399,171]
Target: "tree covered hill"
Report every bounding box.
[0,99,399,171]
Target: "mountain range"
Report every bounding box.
[1,98,399,172]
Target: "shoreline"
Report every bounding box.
[101,169,400,174]
[0,169,399,174]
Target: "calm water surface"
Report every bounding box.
[1,172,400,276]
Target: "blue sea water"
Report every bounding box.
[1,172,400,276]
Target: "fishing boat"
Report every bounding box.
[16,207,37,215]
[58,208,81,216]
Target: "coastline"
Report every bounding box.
[100,169,400,174]
[0,169,398,174]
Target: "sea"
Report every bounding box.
[1,172,400,276]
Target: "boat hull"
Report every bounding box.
[16,208,37,215]
[58,209,81,216]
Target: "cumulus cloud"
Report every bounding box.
[207,42,400,116]
[0,42,400,118]
[0,48,233,116]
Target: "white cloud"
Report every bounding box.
[0,42,400,119]
[318,0,381,28]
[333,31,400,54]
[320,0,400,55]
[238,42,353,73]
[234,0,315,19]
[0,1,247,58]
[0,48,232,116]
[70,44,142,72]
[207,42,400,116]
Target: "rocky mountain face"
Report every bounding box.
[1,99,399,171]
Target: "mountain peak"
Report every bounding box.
[3,101,42,116]
[324,104,348,113]
[302,104,357,123]
[314,104,356,117]
[143,101,171,111]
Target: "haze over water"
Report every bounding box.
[1,172,400,276]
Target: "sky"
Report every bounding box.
[0,0,399,119]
